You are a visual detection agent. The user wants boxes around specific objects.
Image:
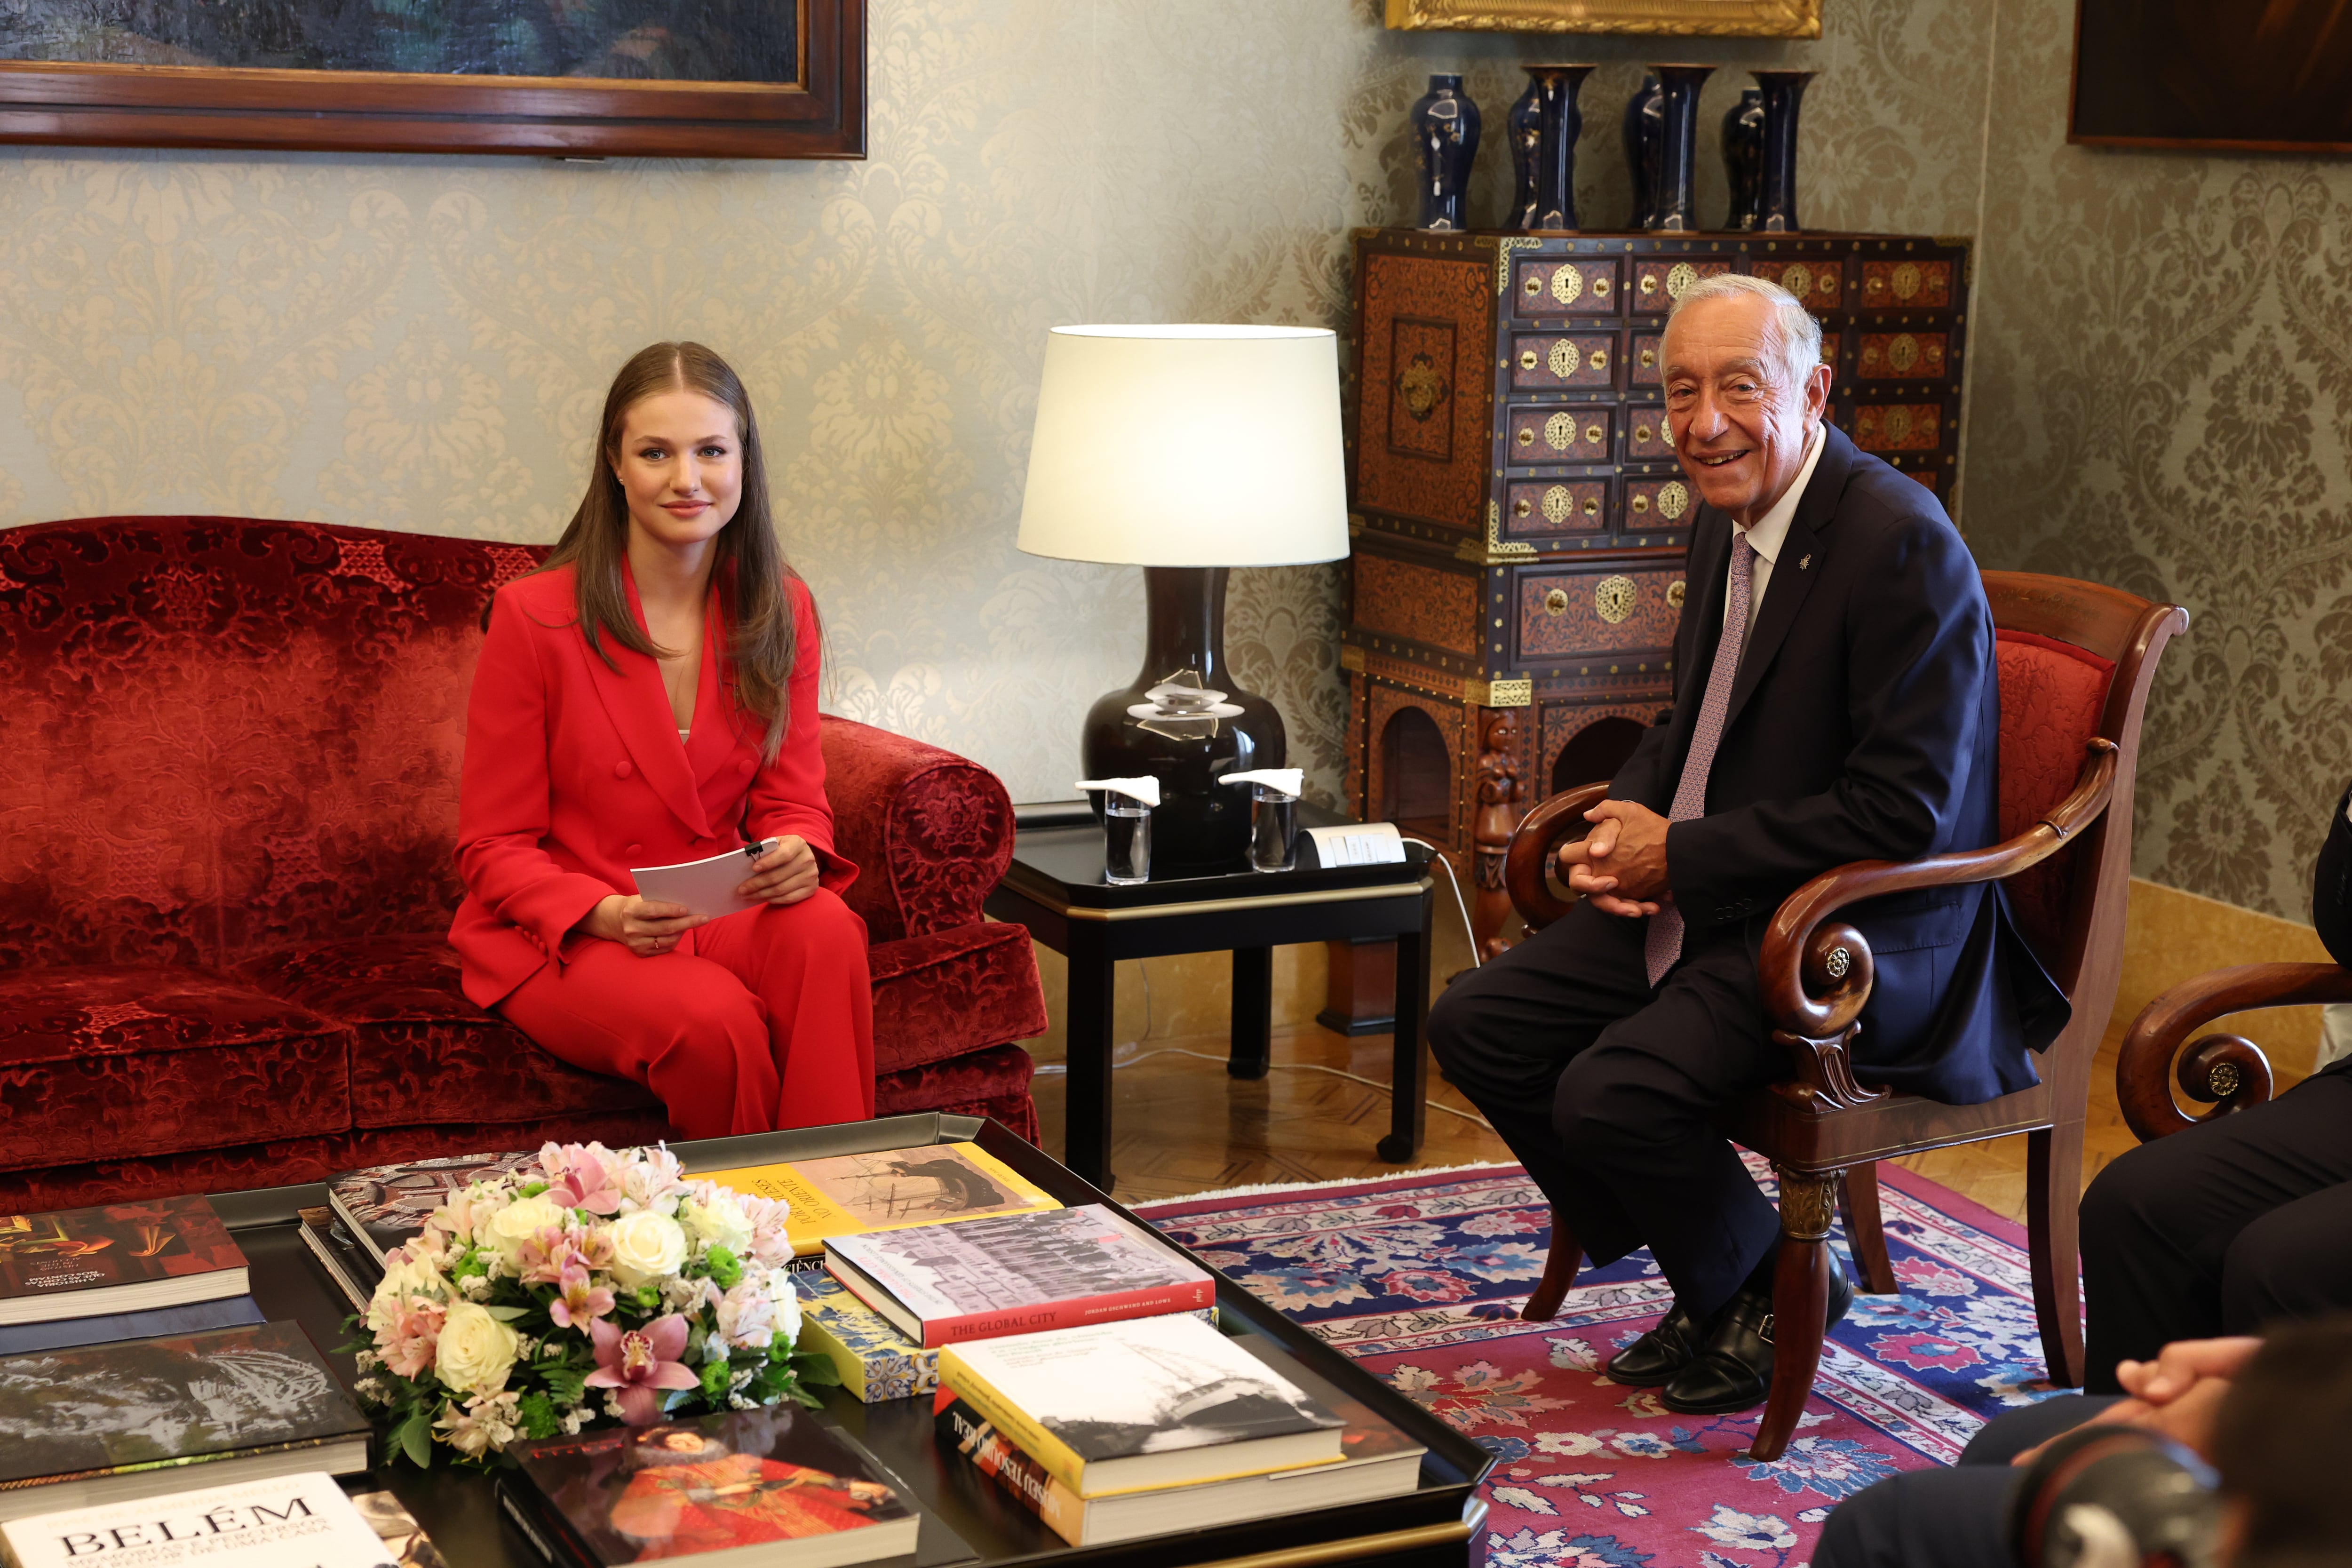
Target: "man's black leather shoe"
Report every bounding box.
[1601,1300,1708,1387]
[1658,1262,1856,1415]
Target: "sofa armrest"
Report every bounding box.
[819,716,1016,943]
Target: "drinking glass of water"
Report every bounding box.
[1104,799,1151,884]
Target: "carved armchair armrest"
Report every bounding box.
[2115,963,2352,1141]
[1758,738,2122,1111]
[1502,781,1612,932]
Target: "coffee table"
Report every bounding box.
[218,1113,1488,1568]
[985,804,1438,1192]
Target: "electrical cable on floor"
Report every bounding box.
[1398,835,1479,967]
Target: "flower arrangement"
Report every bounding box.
[345,1141,834,1462]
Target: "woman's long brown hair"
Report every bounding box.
[538,342,799,762]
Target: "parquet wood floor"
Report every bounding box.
[1025,1011,2165,1223]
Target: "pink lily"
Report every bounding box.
[584,1314,698,1425]
[514,1228,579,1289]
[539,1143,624,1216]
[549,1261,617,1331]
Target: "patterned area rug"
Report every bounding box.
[1136,1159,2060,1568]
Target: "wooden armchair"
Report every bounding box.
[1500,573,2188,1461]
[2115,966,2352,1141]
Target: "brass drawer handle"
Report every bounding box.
[1518,426,1535,446]
[1581,495,1601,517]
[1543,588,1569,616]
[1524,272,1544,295]
[1519,349,1538,371]
[1640,273,1659,295]
[1639,347,1657,368]
[1631,493,1650,513]
[1635,422,1654,444]
[1667,579,1687,609]
[1584,422,1604,446]
[1514,497,1534,517]
[1593,276,1611,297]
[1588,347,1609,373]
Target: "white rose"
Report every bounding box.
[366,1253,449,1332]
[678,1195,755,1258]
[434,1300,520,1396]
[606,1209,690,1288]
[483,1194,569,1266]
[767,1268,803,1348]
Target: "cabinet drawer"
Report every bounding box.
[1848,401,1946,453]
[1630,256,1734,314]
[1507,404,1613,463]
[1629,330,1666,387]
[1859,258,1955,309]
[1513,256,1621,315]
[1511,331,1617,390]
[1856,330,1950,380]
[1624,405,1672,459]
[1624,474,1698,529]
[1518,564,1686,661]
[1758,256,1843,310]
[1504,478,1609,537]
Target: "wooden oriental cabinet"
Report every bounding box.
[1337,226,1971,965]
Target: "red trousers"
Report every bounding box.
[499,890,874,1140]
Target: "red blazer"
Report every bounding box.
[449,562,857,1010]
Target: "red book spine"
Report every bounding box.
[919,1276,1216,1349]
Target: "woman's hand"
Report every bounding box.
[737,835,819,907]
[582,893,706,957]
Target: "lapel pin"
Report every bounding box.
[1798,553,1812,570]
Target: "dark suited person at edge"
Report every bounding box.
[1425,272,2068,1415]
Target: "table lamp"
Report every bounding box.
[1017,324,1349,873]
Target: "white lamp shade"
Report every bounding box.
[1016,324,1350,568]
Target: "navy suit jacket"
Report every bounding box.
[1611,422,2067,1104]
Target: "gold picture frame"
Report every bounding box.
[1384,0,1820,38]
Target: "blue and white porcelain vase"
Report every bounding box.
[1646,64,1715,232]
[1753,70,1815,233]
[1722,88,1766,231]
[1506,64,1595,231]
[1411,74,1481,232]
[1621,73,1662,229]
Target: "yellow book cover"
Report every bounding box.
[689,1141,1057,1258]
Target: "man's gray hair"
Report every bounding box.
[1664,272,1822,391]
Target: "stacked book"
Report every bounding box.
[934,1313,1425,1546]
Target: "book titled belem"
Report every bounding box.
[0,1321,372,1523]
[0,1195,247,1327]
[689,1141,1058,1262]
[824,1203,1212,1349]
[935,1313,1344,1498]
[0,1471,394,1568]
[505,1404,921,1568]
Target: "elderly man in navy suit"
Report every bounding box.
[1427,273,2066,1416]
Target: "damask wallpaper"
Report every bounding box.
[1,0,2305,931]
[0,0,1990,818]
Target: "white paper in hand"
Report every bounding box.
[631,839,775,918]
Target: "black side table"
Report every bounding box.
[986,802,1437,1191]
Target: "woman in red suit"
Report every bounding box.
[450,342,873,1138]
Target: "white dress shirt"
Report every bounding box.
[1723,423,1827,636]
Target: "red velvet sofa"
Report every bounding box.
[0,517,1047,1210]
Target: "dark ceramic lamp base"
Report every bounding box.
[1081,566,1285,875]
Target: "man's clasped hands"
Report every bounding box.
[1558,799,1675,917]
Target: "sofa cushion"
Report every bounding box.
[869,923,1050,1075]
[874,1043,1040,1146]
[241,936,665,1130]
[0,967,353,1170]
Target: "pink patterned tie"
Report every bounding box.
[1644,533,1755,987]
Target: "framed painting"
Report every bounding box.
[1383,0,1820,37]
[2071,0,2352,153]
[0,0,863,159]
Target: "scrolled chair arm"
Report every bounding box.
[1502,780,1612,933]
[1758,738,2122,1111]
[2114,963,2352,1140]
